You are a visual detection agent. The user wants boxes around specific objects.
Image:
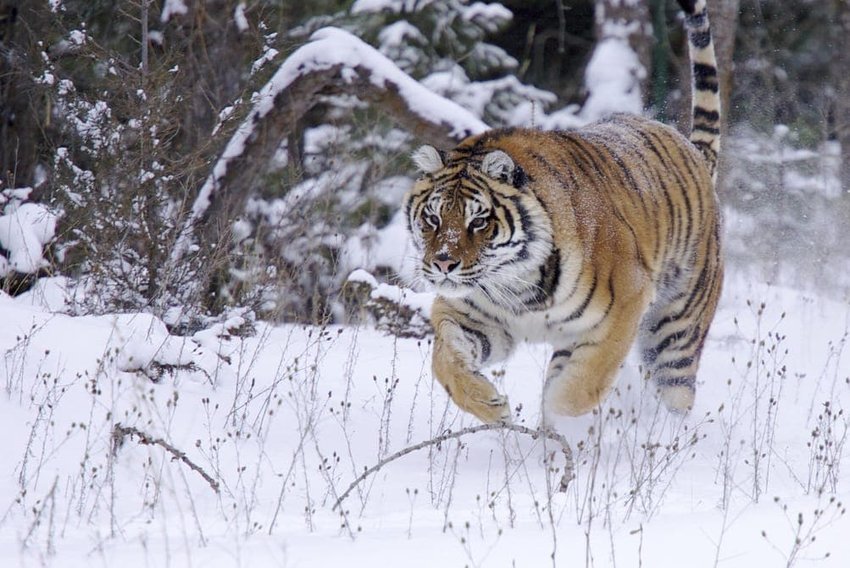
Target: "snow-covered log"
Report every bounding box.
[171,27,489,264]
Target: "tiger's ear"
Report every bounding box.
[480,150,515,183]
[411,145,444,174]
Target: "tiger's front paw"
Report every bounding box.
[468,393,511,424]
[451,373,511,424]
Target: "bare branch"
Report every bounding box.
[112,423,220,493]
[332,422,574,512]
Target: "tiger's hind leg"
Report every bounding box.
[543,284,652,421]
[639,259,723,412]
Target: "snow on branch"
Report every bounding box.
[170,27,489,263]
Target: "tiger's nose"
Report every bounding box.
[433,253,460,274]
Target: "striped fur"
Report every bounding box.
[404,2,723,424]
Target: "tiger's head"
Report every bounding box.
[403,143,552,302]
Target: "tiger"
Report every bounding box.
[403,0,723,424]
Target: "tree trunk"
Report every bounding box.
[710,0,740,195]
[836,0,850,195]
[191,61,486,260]
[0,1,44,189]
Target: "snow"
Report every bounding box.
[348,268,434,317]
[110,312,218,384]
[461,2,513,33]
[67,29,87,46]
[347,267,380,287]
[372,175,415,206]
[422,66,554,125]
[340,210,418,280]
[290,29,476,157]
[0,202,58,276]
[250,45,279,74]
[1,273,849,567]
[378,20,426,49]
[370,281,434,316]
[279,27,487,138]
[36,70,55,85]
[160,0,188,22]
[13,276,72,312]
[234,2,249,32]
[0,186,32,204]
[351,0,431,15]
[581,35,645,121]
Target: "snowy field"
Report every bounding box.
[1,274,848,568]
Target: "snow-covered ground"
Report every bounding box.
[1,274,848,567]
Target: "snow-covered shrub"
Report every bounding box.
[44,53,202,315]
[18,1,282,319]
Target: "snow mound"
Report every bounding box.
[110,313,227,385]
[0,202,58,277]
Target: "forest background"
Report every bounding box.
[2,0,848,322]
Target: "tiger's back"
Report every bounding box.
[404,0,722,423]
[456,114,719,294]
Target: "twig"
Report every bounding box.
[111,423,220,493]
[21,476,58,552]
[332,423,574,511]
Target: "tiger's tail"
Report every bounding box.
[677,0,721,183]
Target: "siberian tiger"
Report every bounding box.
[404,0,723,424]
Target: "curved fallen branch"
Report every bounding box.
[332,422,574,512]
[170,26,489,264]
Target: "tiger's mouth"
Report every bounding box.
[426,271,476,297]
[434,280,474,298]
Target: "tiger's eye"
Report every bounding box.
[427,214,440,228]
[469,217,488,230]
